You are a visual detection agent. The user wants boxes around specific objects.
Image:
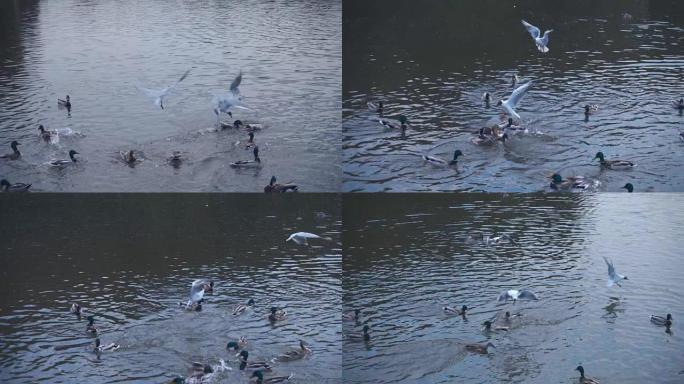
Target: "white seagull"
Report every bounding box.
[498,289,538,303]
[497,81,533,121]
[137,69,191,110]
[604,257,628,287]
[521,20,553,53]
[286,232,326,246]
[214,71,251,125]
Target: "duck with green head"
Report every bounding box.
[622,183,634,193]
[346,325,370,342]
[550,174,590,191]
[465,342,495,354]
[342,308,361,321]
[238,350,272,372]
[86,315,98,335]
[226,336,247,351]
[423,149,463,167]
[251,370,293,384]
[650,313,672,328]
[233,299,255,316]
[594,152,634,170]
[1,141,21,160]
[378,114,408,132]
[575,365,600,383]
[443,304,468,317]
[482,320,509,332]
[1,179,31,193]
[268,306,287,322]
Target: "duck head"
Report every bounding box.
[39,125,45,133]
[247,299,255,306]
[1,179,10,189]
[69,150,79,161]
[452,149,463,162]
[461,305,468,314]
[87,315,95,325]
[239,350,249,361]
[507,117,513,127]
[496,100,503,106]
[551,174,563,184]
[500,133,509,143]
[593,152,605,162]
[584,105,591,113]
[576,365,586,377]
[226,340,239,350]
[354,308,360,318]
[363,325,370,334]
[270,306,278,314]
[66,95,70,102]
[505,311,511,318]
[248,132,254,142]
[622,183,634,193]
[10,141,20,151]
[203,364,213,374]
[233,120,242,129]
[482,321,492,330]
[399,115,408,126]
[228,111,233,118]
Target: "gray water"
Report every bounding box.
[0,194,342,383]
[343,193,684,383]
[0,0,341,192]
[343,0,684,192]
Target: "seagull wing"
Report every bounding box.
[522,20,540,39]
[497,291,510,302]
[540,30,553,46]
[603,256,616,279]
[518,290,538,300]
[296,232,322,239]
[501,102,521,120]
[136,85,163,98]
[230,72,243,95]
[507,81,533,108]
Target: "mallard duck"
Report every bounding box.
[233,120,263,132]
[38,125,52,141]
[594,152,634,170]
[575,365,600,384]
[465,342,495,354]
[482,92,492,104]
[86,315,98,335]
[672,98,684,110]
[231,146,261,167]
[346,325,370,342]
[650,313,672,327]
[277,340,311,362]
[622,183,634,193]
[482,320,509,332]
[378,115,408,131]
[93,337,119,352]
[57,95,71,109]
[511,74,519,85]
[121,150,138,164]
[584,105,599,116]
[238,350,272,372]
[367,101,384,116]
[1,179,31,193]
[226,336,247,351]
[233,299,255,316]
[264,176,298,193]
[70,303,82,316]
[443,305,467,317]
[268,306,287,322]
[549,174,590,191]
[342,309,360,321]
[423,149,463,166]
[251,371,293,384]
[169,151,183,168]
[189,362,214,381]
[0,141,21,160]
[498,289,538,303]
[49,150,79,167]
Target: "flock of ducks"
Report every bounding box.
[366,20,684,193]
[1,71,300,193]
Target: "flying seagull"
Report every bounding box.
[185,279,209,309]
[604,256,628,287]
[521,20,553,53]
[498,289,538,303]
[214,71,251,125]
[497,81,533,121]
[286,232,327,246]
[137,69,191,110]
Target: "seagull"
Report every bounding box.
[604,257,628,287]
[286,232,327,246]
[186,279,208,309]
[498,289,538,303]
[497,81,533,121]
[137,69,190,110]
[521,20,553,53]
[214,71,251,125]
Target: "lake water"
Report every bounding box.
[343,0,684,192]
[0,0,341,191]
[343,193,684,383]
[0,194,341,383]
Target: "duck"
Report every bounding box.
[264,176,298,193]
[276,340,311,362]
[48,150,79,167]
[70,303,82,316]
[86,315,98,335]
[423,149,463,166]
[342,309,360,321]
[650,313,672,327]
[38,125,52,141]
[672,98,684,110]
[169,151,183,168]
[233,120,263,132]
[482,92,492,105]
[594,152,634,170]
[511,74,519,85]
[471,127,500,146]
[268,307,287,322]
[233,299,255,316]
[231,146,261,167]
[584,105,599,116]
[346,325,370,342]
[482,320,509,332]
[244,132,256,149]
[238,350,272,372]
[190,362,215,381]
[226,336,247,351]
[465,342,495,354]
[443,304,468,317]
[622,183,634,193]
[0,141,21,160]
[121,150,138,164]
[494,311,521,328]
[58,95,71,109]
[93,337,119,352]
[367,101,384,116]
[378,115,408,131]
[575,365,600,384]
[251,371,293,384]
[549,174,590,191]
[1,179,31,193]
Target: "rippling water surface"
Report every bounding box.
[0,194,341,383]
[343,0,684,192]
[343,193,684,383]
[0,0,341,191]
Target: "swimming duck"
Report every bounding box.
[169,151,183,168]
[672,98,684,110]
[575,365,600,384]
[38,125,52,141]
[264,176,298,193]
[233,299,255,316]
[251,371,293,384]
[49,150,79,167]
[622,183,634,193]
[342,309,360,321]
[238,350,272,372]
[121,150,137,164]
[378,115,408,131]
[70,303,82,316]
[465,342,495,354]
[1,141,21,160]
[93,337,119,352]
[86,315,98,335]
[494,311,522,328]
[268,306,287,322]
[511,74,519,85]
[58,95,71,109]
[471,127,500,146]
[549,174,590,191]
[594,152,634,170]
[233,120,263,132]
[443,305,468,317]
[423,149,463,166]
[1,179,31,193]
[231,146,261,167]
[190,362,215,380]
[482,320,509,332]
[245,132,256,149]
[650,313,672,327]
[276,340,312,362]
[226,336,247,351]
[584,105,599,116]
[482,92,492,105]
[497,289,538,303]
[346,325,370,342]
[367,101,384,116]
